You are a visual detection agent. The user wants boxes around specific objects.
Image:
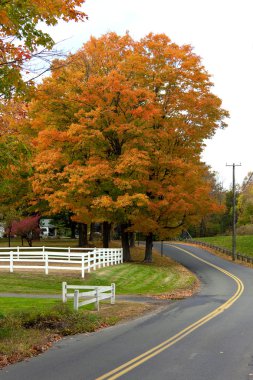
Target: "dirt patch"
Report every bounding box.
[97,301,162,321]
[0,333,61,369]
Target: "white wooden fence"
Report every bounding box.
[0,246,123,278]
[62,282,115,311]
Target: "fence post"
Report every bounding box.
[111,283,115,305]
[74,290,79,311]
[98,249,101,269]
[62,282,67,303]
[87,252,91,273]
[45,251,48,275]
[10,251,13,273]
[68,247,71,261]
[95,287,100,311]
[42,246,45,260]
[92,250,96,271]
[17,246,20,260]
[81,254,85,278]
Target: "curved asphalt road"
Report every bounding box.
[1,243,253,380]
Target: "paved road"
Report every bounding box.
[1,243,253,380]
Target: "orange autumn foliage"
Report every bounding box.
[29,32,228,236]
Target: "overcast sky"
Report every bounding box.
[46,0,253,188]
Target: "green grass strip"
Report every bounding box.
[196,235,253,257]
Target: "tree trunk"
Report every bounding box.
[70,221,77,239]
[78,223,88,247]
[8,233,11,247]
[144,232,153,262]
[102,221,111,248]
[199,218,206,237]
[26,237,33,247]
[121,224,131,262]
[129,232,135,248]
[24,234,32,247]
[89,222,95,242]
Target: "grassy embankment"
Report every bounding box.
[195,235,253,257]
[0,243,197,367]
[0,237,80,248]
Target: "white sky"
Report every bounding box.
[45,0,253,189]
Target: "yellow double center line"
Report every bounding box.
[96,244,244,380]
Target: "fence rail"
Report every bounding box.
[62,282,115,311]
[184,239,253,264]
[0,247,123,277]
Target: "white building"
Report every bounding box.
[0,225,4,238]
[40,219,57,238]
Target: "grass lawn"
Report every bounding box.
[196,235,253,257]
[0,297,60,315]
[0,246,196,297]
[0,238,79,248]
[0,244,197,367]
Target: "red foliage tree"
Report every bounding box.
[7,215,40,246]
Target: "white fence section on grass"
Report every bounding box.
[0,246,123,278]
[62,282,115,311]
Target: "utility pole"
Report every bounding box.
[226,163,241,261]
[160,240,164,256]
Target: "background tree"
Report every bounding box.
[3,207,20,247]
[0,96,35,221]
[0,0,87,98]
[238,172,253,226]
[189,172,227,237]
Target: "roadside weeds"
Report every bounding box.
[0,301,164,369]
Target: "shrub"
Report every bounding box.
[236,224,253,235]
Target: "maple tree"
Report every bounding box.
[0,98,29,135]
[130,163,225,261]
[0,97,40,246]
[28,32,228,260]
[0,133,32,212]
[0,0,87,98]
[188,172,227,237]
